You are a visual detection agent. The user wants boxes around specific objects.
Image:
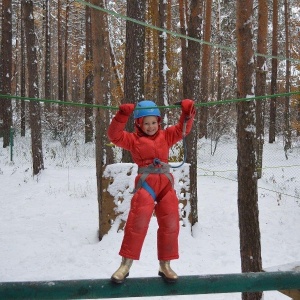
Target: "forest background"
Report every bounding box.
[0,1,300,299]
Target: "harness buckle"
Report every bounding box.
[153,158,161,166]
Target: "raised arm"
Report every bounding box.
[107,104,135,150]
[165,99,196,146]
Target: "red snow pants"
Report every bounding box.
[119,173,180,261]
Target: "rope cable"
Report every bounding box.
[76,0,300,64]
[1,91,300,110]
[199,172,300,200]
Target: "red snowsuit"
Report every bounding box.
[107,108,194,261]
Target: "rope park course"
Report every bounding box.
[2,0,300,108]
[1,2,300,299]
[2,90,300,200]
[1,0,300,110]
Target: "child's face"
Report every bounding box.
[141,116,159,136]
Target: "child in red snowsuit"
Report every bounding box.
[107,99,195,283]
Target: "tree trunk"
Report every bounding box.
[58,0,64,117]
[158,0,169,105]
[255,0,268,179]
[269,0,278,144]
[23,0,44,176]
[236,1,262,299]
[20,7,26,138]
[109,40,123,99]
[63,0,70,103]
[183,0,203,230]
[179,0,188,98]
[199,0,212,139]
[146,0,159,101]
[0,0,13,148]
[122,0,146,163]
[158,0,168,122]
[283,0,291,155]
[92,0,113,240]
[297,91,300,136]
[44,0,51,104]
[85,4,94,144]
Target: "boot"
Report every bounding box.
[158,260,178,282]
[111,257,133,284]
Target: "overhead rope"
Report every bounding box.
[76,0,300,64]
[1,91,300,110]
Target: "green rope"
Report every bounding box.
[1,91,300,110]
[0,94,115,110]
[76,0,300,64]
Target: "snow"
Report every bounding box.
[0,136,299,300]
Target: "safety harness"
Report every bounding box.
[134,118,188,202]
[135,158,174,202]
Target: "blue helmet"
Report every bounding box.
[134,100,161,119]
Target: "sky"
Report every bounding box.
[0,135,299,300]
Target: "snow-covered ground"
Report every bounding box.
[0,136,299,299]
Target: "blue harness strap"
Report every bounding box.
[141,181,157,201]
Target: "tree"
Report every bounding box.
[20,3,26,137]
[145,0,159,101]
[255,0,268,179]
[236,1,262,299]
[283,0,291,155]
[84,4,94,143]
[58,0,64,112]
[23,0,44,175]
[63,0,70,103]
[44,0,51,104]
[269,0,278,143]
[158,0,169,121]
[183,0,203,230]
[92,0,113,240]
[122,0,146,163]
[179,0,188,98]
[199,0,212,139]
[0,0,13,148]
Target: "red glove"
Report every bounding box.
[119,103,135,116]
[181,99,195,118]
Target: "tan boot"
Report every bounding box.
[158,260,178,282]
[111,257,133,284]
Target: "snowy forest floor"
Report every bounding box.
[0,135,299,300]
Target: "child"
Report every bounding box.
[107,99,195,283]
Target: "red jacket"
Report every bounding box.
[107,112,194,167]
